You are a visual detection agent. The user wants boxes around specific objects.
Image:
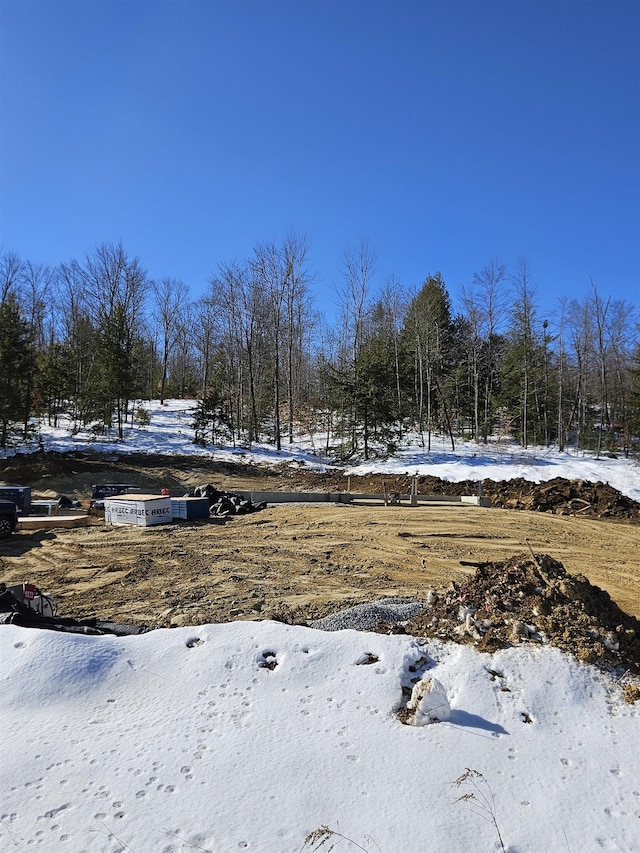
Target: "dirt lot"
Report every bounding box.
[1,451,639,634]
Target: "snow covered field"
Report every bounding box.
[1,400,639,851]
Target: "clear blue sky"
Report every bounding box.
[1,0,638,324]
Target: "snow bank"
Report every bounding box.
[1,621,638,852]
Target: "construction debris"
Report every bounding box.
[0,582,153,636]
[191,484,267,517]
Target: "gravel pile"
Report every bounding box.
[308,597,427,632]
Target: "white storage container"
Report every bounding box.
[104,494,172,527]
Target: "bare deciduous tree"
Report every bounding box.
[332,239,377,453]
[152,277,190,404]
[0,251,23,302]
[78,242,150,437]
[461,258,508,441]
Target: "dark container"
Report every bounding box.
[0,486,31,515]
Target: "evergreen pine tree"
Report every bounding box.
[0,293,37,448]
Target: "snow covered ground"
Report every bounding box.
[18,398,640,503]
[1,400,639,852]
[1,623,638,852]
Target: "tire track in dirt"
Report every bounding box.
[2,503,639,626]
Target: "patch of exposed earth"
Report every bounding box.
[1,451,639,680]
[1,450,639,519]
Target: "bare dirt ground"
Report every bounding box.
[1,452,639,639]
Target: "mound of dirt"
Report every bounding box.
[483,476,640,519]
[235,467,640,520]
[400,552,640,676]
[0,451,263,493]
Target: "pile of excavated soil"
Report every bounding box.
[307,473,640,520]
[398,552,640,677]
[483,476,640,519]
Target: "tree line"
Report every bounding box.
[1,238,638,458]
